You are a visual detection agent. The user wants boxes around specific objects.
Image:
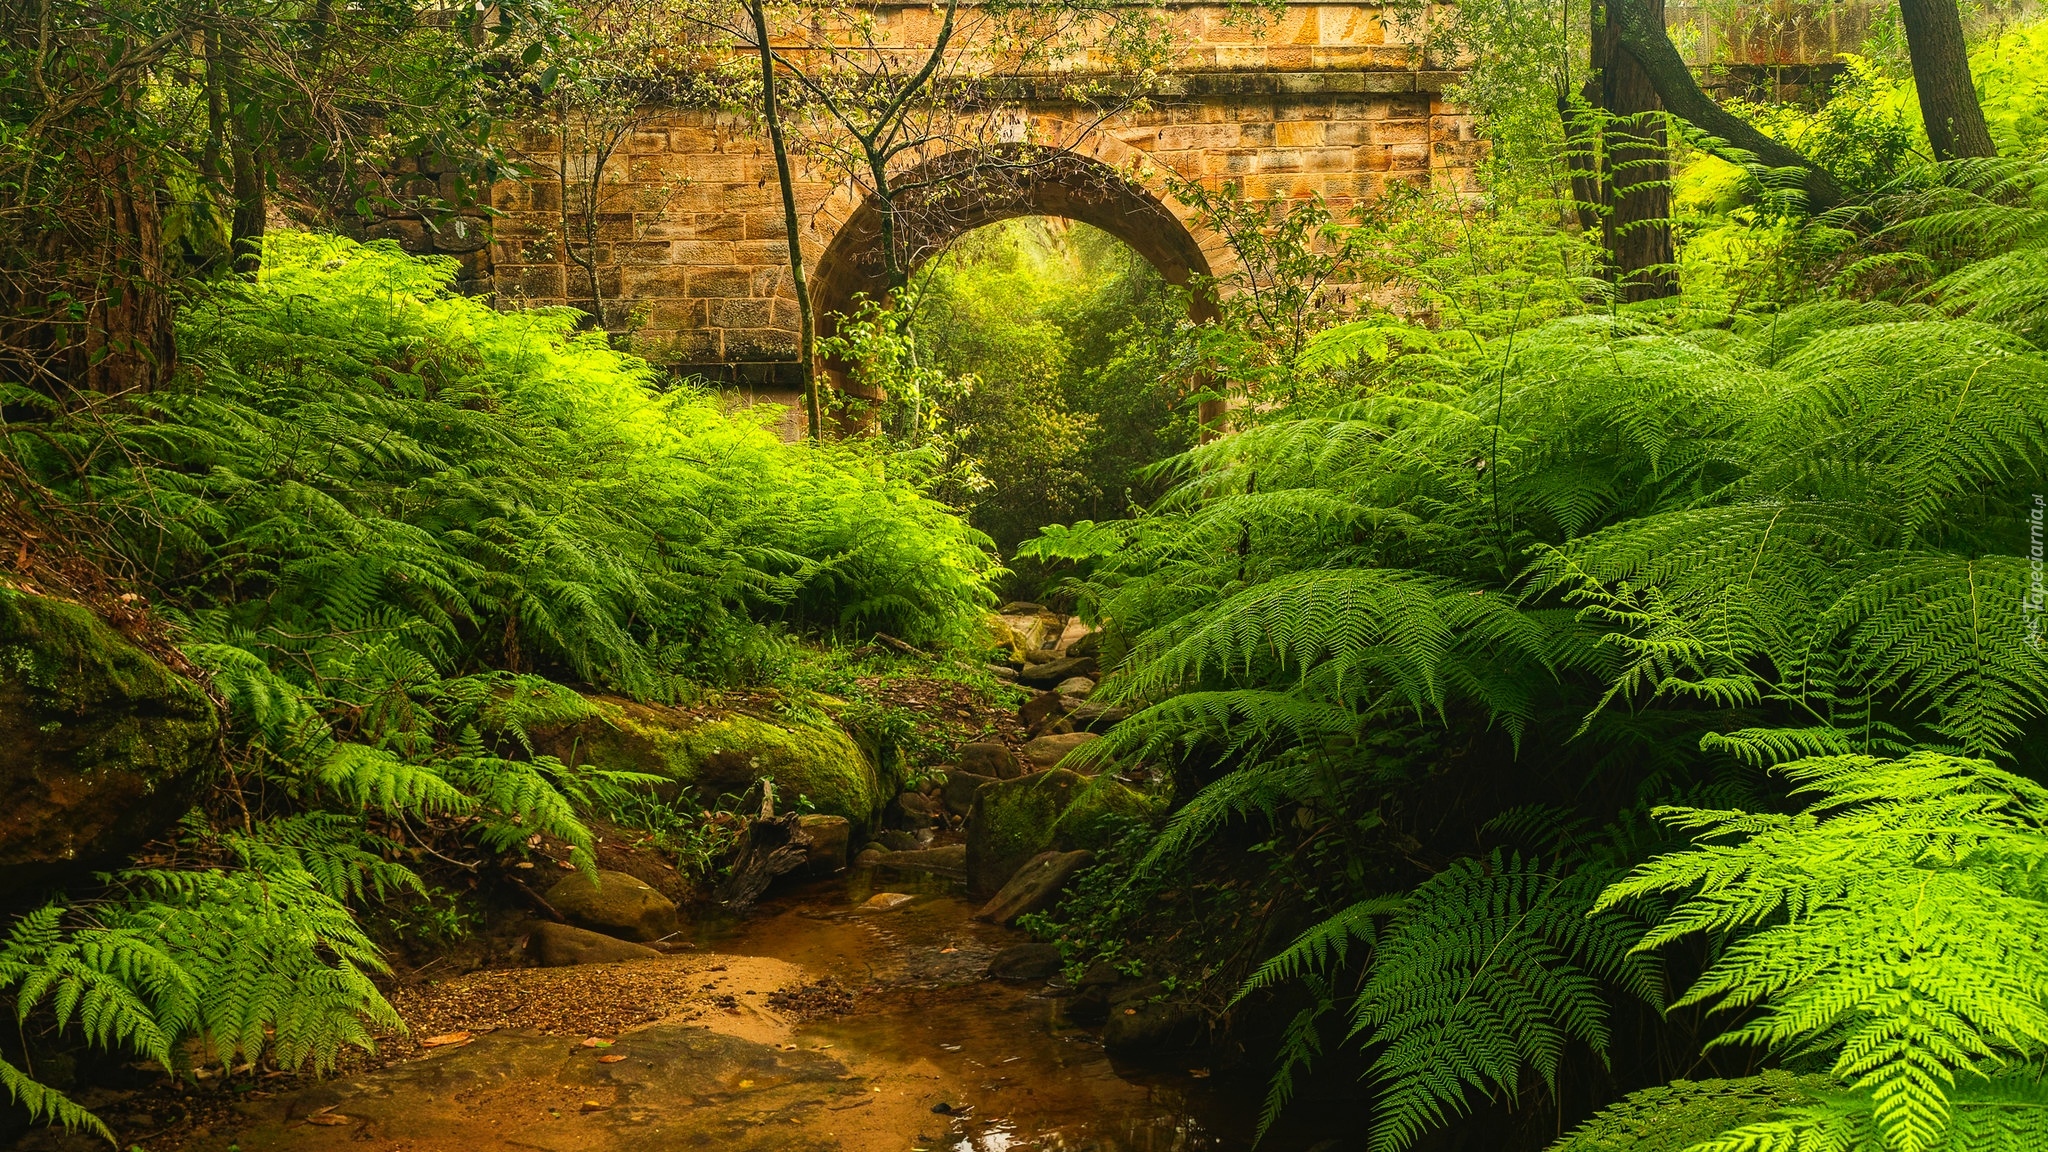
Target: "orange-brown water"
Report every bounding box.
[703,870,1257,1152]
[204,867,1307,1152]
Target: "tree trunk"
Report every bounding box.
[78,143,175,396]
[1559,95,1605,235]
[1596,0,1676,300]
[750,0,822,440]
[1607,0,1842,211]
[205,35,265,275]
[1898,0,1996,160]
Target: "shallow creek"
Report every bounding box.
[207,867,1292,1152]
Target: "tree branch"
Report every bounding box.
[1607,0,1841,210]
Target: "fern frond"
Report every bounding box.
[1598,753,2048,1152]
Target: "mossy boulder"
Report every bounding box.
[964,769,1157,896]
[533,697,890,834]
[544,869,680,941]
[0,587,219,897]
[1051,774,1158,852]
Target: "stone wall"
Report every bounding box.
[468,2,1474,405]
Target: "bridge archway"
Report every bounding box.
[807,143,1227,430]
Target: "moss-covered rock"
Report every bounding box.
[544,869,680,941]
[1052,773,1159,849]
[0,586,219,897]
[534,697,890,834]
[964,769,1158,896]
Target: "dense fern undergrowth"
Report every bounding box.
[1022,159,2048,1152]
[0,233,996,1137]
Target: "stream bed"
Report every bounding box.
[202,867,1309,1152]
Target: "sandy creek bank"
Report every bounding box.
[199,869,1292,1152]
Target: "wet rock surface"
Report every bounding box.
[957,741,1025,779]
[797,814,851,874]
[531,702,890,832]
[527,921,663,966]
[0,586,219,897]
[986,942,1064,981]
[1016,654,1099,689]
[872,843,967,878]
[976,848,1096,926]
[1023,730,1101,770]
[940,769,996,815]
[545,870,681,942]
[213,1025,869,1152]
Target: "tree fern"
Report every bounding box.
[0,864,402,1135]
[1596,753,2048,1152]
[1353,852,1662,1152]
[1014,162,2048,1152]
[1677,1072,2048,1152]
[1228,853,1662,1152]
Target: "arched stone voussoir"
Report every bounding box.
[809,140,1218,334]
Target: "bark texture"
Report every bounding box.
[1596,0,1676,301]
[1899,0,1997,160]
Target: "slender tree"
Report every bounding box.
[765,0,1168,297]
[743,0,823,439]
[1,0,525,397]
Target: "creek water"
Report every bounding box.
[700,868,1263,1152]
[203,864,1322,1152]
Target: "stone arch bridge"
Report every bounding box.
[460,1,1474,424]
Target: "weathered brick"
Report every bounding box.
[624,265,692,296]
[1304,147,1354,172]
[1371,120,1431,145]
[668,240,737,264]
[647,300,709,330]
[695,213,747,241]
[1258,148,1306,172]
[743,211,788,240]
[1275,120,1325,147]
[1324,121,1371,146]
[1156,123,1240,151]
[1388,142,1430,168]
[609,240,672,264]
[725,328,799,361]
[711,298,776,328]
[736,240,791,265]
[475,7,1474,388]
[364,219,429,253]
[499,264,563,301]
[525,181,563,213]
[688,267,753,298]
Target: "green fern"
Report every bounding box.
[2,231,1004,1139]
[1549,1072,1836,1152]
[1227,853,1661,1152]
[0,865,402,1137]
[1678,1071,2048,1152]
[1596,753,2048,1152]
